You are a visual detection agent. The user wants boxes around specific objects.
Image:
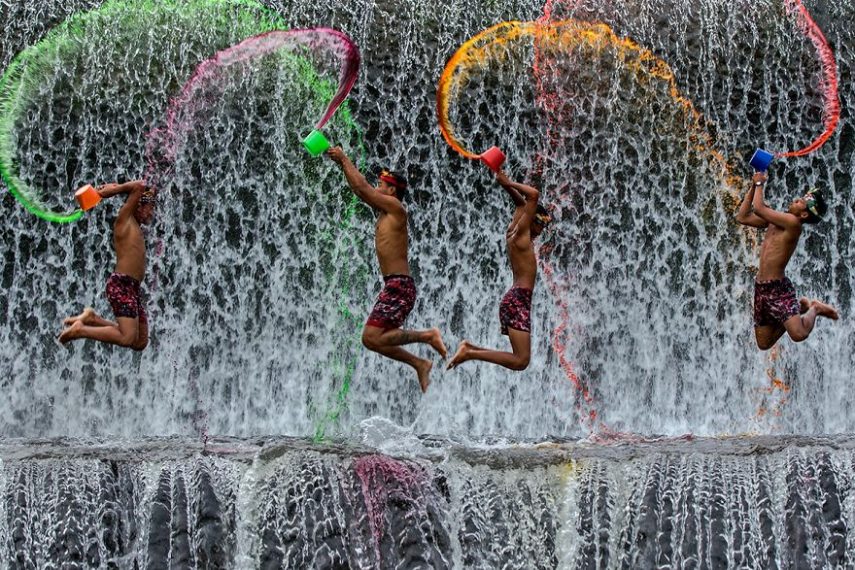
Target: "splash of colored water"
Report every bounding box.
[0,0,284,223]
[146,28,359,191]
[143,26,367,443]
[438,18,748,430]
[539,0,840,159]
[777,0,840,158]
[352,455,430,566]
[436,21,539,161]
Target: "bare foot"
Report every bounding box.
[799,297,810,314]
[415,359,432,393]
[811,299,840,320]
[58,320,84,344]
[446,340,473,370]
[427,328,447,359]
[63,307,96,326]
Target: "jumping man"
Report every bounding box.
[447,169,551,371]
[59,180,154,350]
[735,171,838,349]
[326,147,446,392]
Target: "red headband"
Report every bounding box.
[379,173,406,190]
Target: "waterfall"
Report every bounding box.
[3,436,855,567]
[2,0,854,565]
[2,0,852,439]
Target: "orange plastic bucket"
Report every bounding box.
[75,184,101,211]
[480,146,506,172]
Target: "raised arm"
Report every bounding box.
[496,170,539,211]
[97,180,146,199]
[735,172,768,228]
[98,180,146,222]
[751,174,800,230]
[326,147,403,214]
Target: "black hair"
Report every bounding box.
[384,170,408,201]
[534,204,552,227]
[804,190,827,225]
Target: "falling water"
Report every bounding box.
[1,0,854,565]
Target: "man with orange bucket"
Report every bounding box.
[59,180,155,351]
[447,169,551,371]
[326,146,447,392]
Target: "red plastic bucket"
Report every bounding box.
[480,146,506,172]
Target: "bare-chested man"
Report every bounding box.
[735,171,838,350]
[326,147,446,392]
[59,180,154,350]
[447,169,551,371]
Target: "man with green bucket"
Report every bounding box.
[327,147,447,392]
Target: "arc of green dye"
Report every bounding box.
[142,23,367,442]
[0,0,285,223]
[0,56,83,223]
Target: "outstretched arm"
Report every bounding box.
[326,147,402,214]
[751,173,800,230]
[735,172,768,228]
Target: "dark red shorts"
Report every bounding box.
[106,273,147,324]
[366,274,416,330]
[754,277,800,327]
[499,286,532,335]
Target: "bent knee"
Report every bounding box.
[756,340,775,351]
[362,330,381,351]
[511,356,530,371]
[788,331,809,343]
[131,338,149,352]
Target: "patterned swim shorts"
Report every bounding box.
[499,286,533,335]
[366,274,417,330]
[106,272,148,323]
[754,277,800,327]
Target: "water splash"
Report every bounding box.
[777,0,841,158]
[438,18,751,430]
[145,28,360,192]
[0,0,284,223]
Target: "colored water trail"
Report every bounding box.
[540,0,840,160]
[777,0,840,158]
[145,28,360,191]
[439,18,750,430]
[352,455,431,567]
[142,24,367,444]
[436,21,540,161]
[0,0,284,223]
